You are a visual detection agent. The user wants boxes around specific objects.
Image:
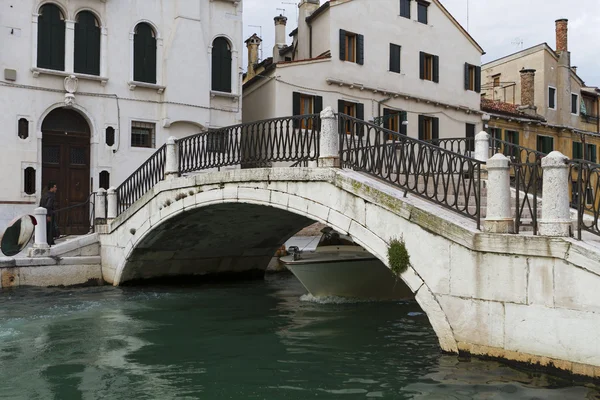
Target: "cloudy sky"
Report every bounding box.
[242,0,600,86]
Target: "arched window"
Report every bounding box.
[99,171,110,190]
[24,167,36,195]
[212,37,232,93]
[105,127,115,146]
[133,23,157,84]
[37,4,65,71]
[74,11,100,75]
[18,118,29,140]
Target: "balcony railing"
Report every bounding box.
[581,113,600,124]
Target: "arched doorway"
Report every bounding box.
[41,107,91,235]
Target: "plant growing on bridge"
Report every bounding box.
[388,236,411,277]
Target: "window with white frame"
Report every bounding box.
[571,93,579,115]
[131,121,156,148]
[548,86,557,109]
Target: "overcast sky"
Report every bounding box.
[242,0,600,86]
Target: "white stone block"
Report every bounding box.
[287,195,309,215]
[327,210,352,235]
[554,259,600,313]
[527,257,555,307]
[306,201,330,224]
[416,289,458,353]
[237,187,272,204]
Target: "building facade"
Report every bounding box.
[0,0,243,232]
[243,0,485,143]
[481,19,600,161]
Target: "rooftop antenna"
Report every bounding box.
[511,37,524,50]
[276,7,286,16]
[466,0,469,31]
[282,1,299,22]
[248,24,263,61]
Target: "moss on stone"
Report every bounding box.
[388,236,411,277]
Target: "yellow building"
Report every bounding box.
[481,19,600,162]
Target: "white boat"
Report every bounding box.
[280,228,414,301]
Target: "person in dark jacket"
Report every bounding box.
[40,181,57,245]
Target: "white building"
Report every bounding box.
[243,0,484,143]
[0,0,243,233]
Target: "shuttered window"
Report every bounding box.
[390,44,401,73]
[339,29,364,65]
[418,115,439,142]
[548,87,557,109]
[466,123,476,151]
[74,11,100,76]
[339,100,364,135]
[573,142,583,160]
[292,92,323,129]
[400,0,411,18]
[464,63,481,93]
[212,37,232,93]
[587,144,597,163]
[37,4,65,71]
[383,109,407,138]
[133,23,157,84]
[571,93,579,115]
[420,52,438,82]
[417,1,429,24]
[536,135,554,154]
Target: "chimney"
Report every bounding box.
[555,18,568,53]
[245,33,262,80]
[273,15,288,62]
[297,0,320,60]
[520,69,536,107]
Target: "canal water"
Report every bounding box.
[0,275,598,399]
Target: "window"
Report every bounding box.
[466,123,476,151]
[464,63,481,93]
[573,142,583,160]
[131,121,156,148]
[400,0,411,18]
[383,109,407,138]
[212,37,232,93]
[338,100,364,135]
[24,167,36,195]
[37,4,65,71]
[582,95,597,117]
[493,74,501,87]
[417,1,429,24]
[504,130,520,158]
[18,118,29,140]
[586,144,597,163]
[99,171,110,190]
[418,115,439,142]
[489,127,502,152]
[390,44,401,73]
[292,92,323,128]
[536,135,554,154]
[339,30,364,65]
[74,11,100,76]
[206,132,228,153]
[105,127,115,146]
[419,52,439,82]
[133,23,157,84]
[571,93,579,115]
[548,87,557,109]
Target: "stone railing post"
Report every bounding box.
[539,151,571,237]
[318,107,340,168]
[474,131,489,163]
[107,187,117,220]
[165,136,179,179]
[33,207,50,249]
[95,188,107,222]
[484,154,514,233]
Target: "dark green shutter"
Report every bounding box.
[466,123,475,151]
[433,55,439,83]
[314,96,323,130]
[37,4,65,71]
[592,145,597,163]
[432,117,440,143]
[400,112,407,135]
[212,38,231,92]
[356,34,364,65]
[339,30,346,61]
[338,99,345,114]
[419,52,425,80]
[356,102,365,136]
[418,115,424,140]
[134,24,157,84]
[293,92,301,128]
[383,108,391,130]
[390,44,400,73]
[74,12,100,76]
[464,63,470,90]
[475,66,481,93]
[573,142,582,159]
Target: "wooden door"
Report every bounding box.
[41,108,91,236]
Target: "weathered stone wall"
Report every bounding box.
[99,168,600,378]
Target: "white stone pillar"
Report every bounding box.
[107,187,117,220]
[33,207,49,249]
[484,154,514,233]
[318,107,340,168]
[31,14,39,71]
[539,151,571,237]
[474,131,489,163]
[165,136,179,179]
[95,189,107,221]
[64,20,75,73]
[100,27,108,78]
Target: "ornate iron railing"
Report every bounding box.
[338,114,484,229]
[116,144,167,214]
[179,115,320,174]
[431,138,475,156]
[54,192,96,236]
[513,161,542,234]
[570,159,600,239]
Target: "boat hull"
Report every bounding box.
[282,256,414,301]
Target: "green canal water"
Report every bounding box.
[0,274,598,399]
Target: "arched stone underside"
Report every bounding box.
[100,168,600,374]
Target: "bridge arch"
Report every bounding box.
[102,168,459,353]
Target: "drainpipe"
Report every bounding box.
[309,24,313,58]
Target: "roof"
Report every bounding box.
[306,1,331,24]
[481,98,546,121]
[289,28,298,37]
[244,33,262,44]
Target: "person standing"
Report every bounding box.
[40,181,57,245]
